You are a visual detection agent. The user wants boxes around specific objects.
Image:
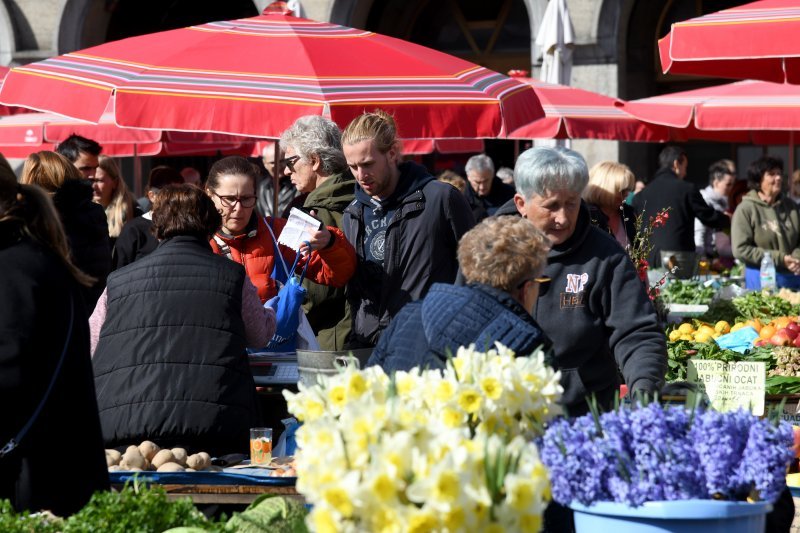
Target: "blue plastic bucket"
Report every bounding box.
[571,499,771,533]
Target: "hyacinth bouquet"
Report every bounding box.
[540,401,794,507]
[283,344,563,532]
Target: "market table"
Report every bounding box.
[109,469,299,505]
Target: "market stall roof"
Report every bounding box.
[659,0,800,84]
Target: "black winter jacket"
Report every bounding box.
[588,202,638,246]
[0,236,108,516]
[93,236,260,455]
[342,162,475,347]
[631,168,729,267]
[367,283,550,373]
[52,179,111,311]
[495,200,667,415]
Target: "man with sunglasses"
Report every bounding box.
[496,146,667,418]
[256,143,302,218]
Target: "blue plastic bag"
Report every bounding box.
[262,219,310,353]
[714,326,759,354]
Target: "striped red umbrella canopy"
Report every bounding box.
[0,9,543,139]
[0,66,26,116]
[618,79,800,144]
[0,109,255,159]
[508,77,670,141]
[659,0,800,84]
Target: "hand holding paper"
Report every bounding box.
[278,208,327,252]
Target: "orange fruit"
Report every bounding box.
[745,319,763,333]
[760,325,777,340]
[773,317,792,330]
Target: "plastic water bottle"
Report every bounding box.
[760,253,776,291]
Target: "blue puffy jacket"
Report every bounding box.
[367,283,550,372]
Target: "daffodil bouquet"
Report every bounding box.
[283,343,563,532]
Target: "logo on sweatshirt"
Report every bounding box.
[565,273,589,293]
[560,273,589,309]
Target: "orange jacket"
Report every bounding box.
[210,215,356,303]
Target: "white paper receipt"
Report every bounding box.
[278,208,323,251]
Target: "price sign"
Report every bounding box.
[687,359,765,415]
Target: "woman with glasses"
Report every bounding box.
[206,156,356,304]
[583,161,638,249]
[733,156,800,289]
[368,216,551,373]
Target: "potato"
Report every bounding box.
[107,465,121,472]
[151,449,176,469]
[121,448,146,470]
[185,468,196,472]
[197,451,211,464]
[157,462,185,472]
[171,448,188,466]
[138,441,160,461]
[105,449,121,467]
[186,453,210,471]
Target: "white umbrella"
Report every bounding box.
[535,0,575,148]
[536,0,575,86]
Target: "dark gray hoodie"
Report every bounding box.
[495,199,667,415]
[342,161,475,347]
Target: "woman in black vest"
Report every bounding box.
[0,163,109,515]
[91,185,275,455]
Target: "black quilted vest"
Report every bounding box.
[92,235,259,455]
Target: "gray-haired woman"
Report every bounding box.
[280,115,356,350]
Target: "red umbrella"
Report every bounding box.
[0,66,26,116]
[0,110,255,159]
[659,0,800,84]
[507,77,670,141]
[619,79,800,143]
[401,138,485,155]
[0,9,543,139]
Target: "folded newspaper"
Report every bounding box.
[278,208,323,251]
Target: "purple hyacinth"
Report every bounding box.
[735,418,794,503]
[539,403,794,507]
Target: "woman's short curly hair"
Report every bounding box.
[152,184,221,241]
[458,216,550,292]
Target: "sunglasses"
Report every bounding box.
[516,276,551,289]
[212,192,257,208]
[280,155,301,172]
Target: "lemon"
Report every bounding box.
[668,330,682,342]
[694,331,714,343]
[679,334,693,341]
[714,321,731,334]
[678,323,695,334]
[698,325,716,336]
[730,322,745,332]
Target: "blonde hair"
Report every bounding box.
[437,170,467,193]
[341,109,399,153]
[20,151,82,191]
[0,178,94,287]
[98,155,135,238]
[458,216,550,293]
[583,161,635,210]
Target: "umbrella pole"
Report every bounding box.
[273,142,280,218]
[133,145,142,198]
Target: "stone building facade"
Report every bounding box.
[1,1,761,181]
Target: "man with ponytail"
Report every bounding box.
[341,110,475,347]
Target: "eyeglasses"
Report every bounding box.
[516,276,551,289]
[212,192,257,208]
[280,155,301,172]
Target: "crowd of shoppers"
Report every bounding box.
[5,110,799,521]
